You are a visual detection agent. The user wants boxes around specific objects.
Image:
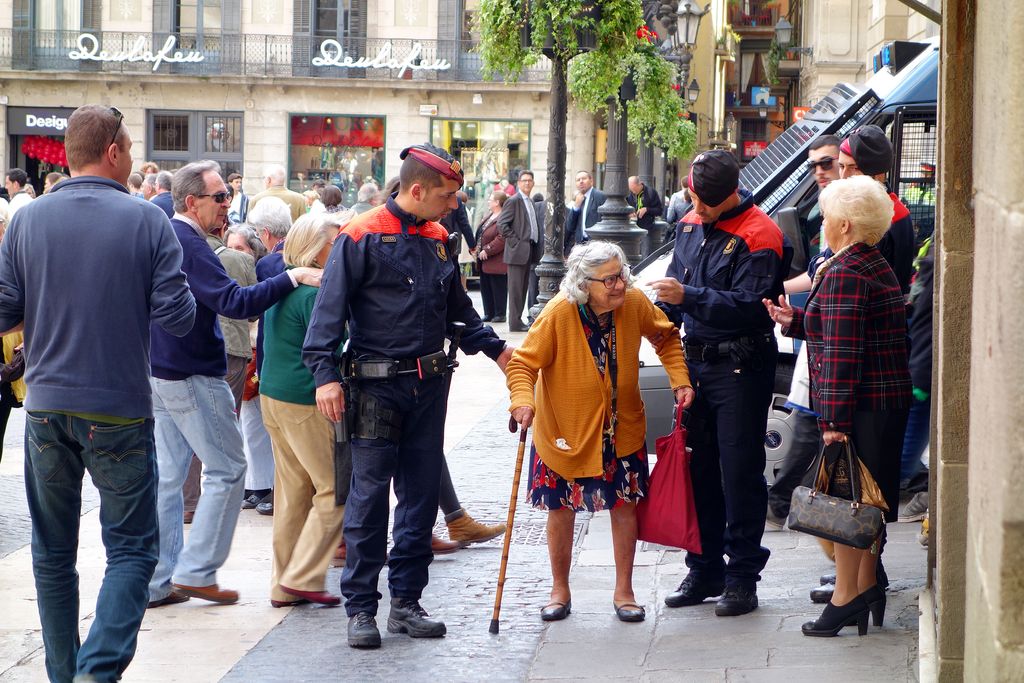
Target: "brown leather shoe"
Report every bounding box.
[280,586,341,606]
[147,591,190,609]
[431,534,460,555]
[171,582,239,605]
[446,511,506,546]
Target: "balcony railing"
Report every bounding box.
[729,1,780,29]
[0,29,551,83]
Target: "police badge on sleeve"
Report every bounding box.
[436,243,448,261]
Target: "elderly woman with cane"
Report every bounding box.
[764,175,911,637]
[506,241,694,623]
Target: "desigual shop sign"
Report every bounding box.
[7,107,75,136]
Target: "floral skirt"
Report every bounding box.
[528,438,649,512]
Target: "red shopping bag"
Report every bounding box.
[637,403,702,553]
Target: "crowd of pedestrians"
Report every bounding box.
[0,101,936,681]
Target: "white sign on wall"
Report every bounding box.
[312,40,451,78]
[68,33,205,72]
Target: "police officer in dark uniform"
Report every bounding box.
[302,143,512,649]
[649,150,791,617]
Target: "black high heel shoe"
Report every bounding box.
[801,596,870,637]
[860,584,886,627]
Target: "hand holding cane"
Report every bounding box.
[489,415,529,634]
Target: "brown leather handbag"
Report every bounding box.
[787,440,887,550]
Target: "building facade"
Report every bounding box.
[0,0,596,220]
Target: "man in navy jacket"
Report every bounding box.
[147,160,321,608]
[0,105,196,683]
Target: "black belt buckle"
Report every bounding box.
[416,350,448,380]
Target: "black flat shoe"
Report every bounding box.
[860,584,886,627]
[492,316,506,323]
[540,600,571,621]
[819,572,836,585]
[801,597,869,637]
[613,602,645,622]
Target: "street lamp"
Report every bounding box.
[774,17,813,57]
[686,78,700,104]
[676,0,708,50]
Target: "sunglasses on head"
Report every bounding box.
[108,107,124,148]
[807,157,835,171]
[197,191,230,203]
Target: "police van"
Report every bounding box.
[637,38,939,482]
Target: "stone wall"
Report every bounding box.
[962,0,1024,678]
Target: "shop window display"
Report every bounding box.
[431,118,530,224]
[289,114,385,203]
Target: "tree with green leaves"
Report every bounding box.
[477,0,696,311]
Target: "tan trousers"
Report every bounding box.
[261,395,344,601]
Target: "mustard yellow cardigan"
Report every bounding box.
[506,288,690,480]
[3,332,25,402]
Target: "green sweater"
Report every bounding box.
[260,284,332,405]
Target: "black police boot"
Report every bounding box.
[664,574,725,608]
[715,585,758,616]
[387,598,446,638]
[348,612,381,649]
[810,583,834,604]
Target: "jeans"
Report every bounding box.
[900,395,931,489]
[149,375,247,600]
[240,397,276,491]
[24,412,158,683]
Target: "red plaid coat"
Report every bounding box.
[785,242,911,433]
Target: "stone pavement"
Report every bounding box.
[529,514,926,682]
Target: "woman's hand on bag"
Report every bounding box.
[823,430,847,445]
[674,386,695,408]
[511,406,534,428]
[762,295,794,327]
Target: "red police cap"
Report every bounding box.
[400,144,464,183]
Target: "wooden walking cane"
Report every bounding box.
[489,416,529,634]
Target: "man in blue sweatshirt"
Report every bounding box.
[0,105,196,683]
[147,160,322,608]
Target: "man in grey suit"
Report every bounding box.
[498,170,544,332]
[564,170,606,254]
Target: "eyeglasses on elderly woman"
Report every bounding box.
[586,266,631,289]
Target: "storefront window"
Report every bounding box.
[431,118,530,223]
[147,110,243,176]
[288,114,385,201]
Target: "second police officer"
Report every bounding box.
[302,143,512,649]
[649,150,791,617]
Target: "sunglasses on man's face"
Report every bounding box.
[197,192,230,204]
[108,107,124,149]
[807,157,835,172]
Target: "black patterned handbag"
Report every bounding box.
[787,440,885,550]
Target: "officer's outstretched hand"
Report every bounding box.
[316,381,346,423]
[674,386,696,409]
[511,406,534,429]
[292,267,324,289]
[762,295,794,327]
[648,277,685,305]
